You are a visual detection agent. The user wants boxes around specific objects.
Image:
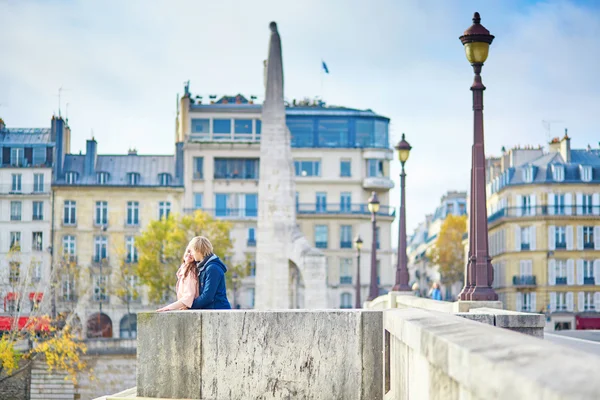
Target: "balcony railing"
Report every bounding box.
[488,205,600,223]
[0,184,50,195]
[555,277,567,285]
[247,239,256,247]
[584,277,595,285]
[315,242,328,249]
[184,204,396,219]
[512,275,537,286]
[91,256,109,265]
[340,241,353,249]
[340,277,352,285]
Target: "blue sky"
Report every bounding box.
[1,0,600,237]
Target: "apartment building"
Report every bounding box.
[176,89,397,309]
[486,133,600,330]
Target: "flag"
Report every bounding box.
[322,61,329,74]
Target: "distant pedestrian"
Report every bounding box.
[429,282,442,301]
[412,282,421,297]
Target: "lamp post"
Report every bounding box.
[457,12,498,301]
[393,133,412,291]
[354,235,363,308]
[367,192,380,301]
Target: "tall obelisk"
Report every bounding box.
[255,22,327,309]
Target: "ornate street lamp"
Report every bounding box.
[367,192,380,301]
[354,235,363,308]
[457,12,498,301]
[393,133,412,291]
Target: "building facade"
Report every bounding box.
[486,133,600,330]
[51,121,183,338]
[176,89,397,309]
[0,117,56,321]
[406,191,467,299]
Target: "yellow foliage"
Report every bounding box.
[0,337,21,376]
[31,326,87,384]
[428,214,468,285]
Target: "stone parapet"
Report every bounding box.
[136,310,383,399]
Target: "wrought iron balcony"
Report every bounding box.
[488,205,600,223]
[584,277,595,285]
[247,239,256,247]
[340,276,352,285]
[512,275,536,286]
[555,277,567,285]
[0,184,50,195]
[184,204,396,219]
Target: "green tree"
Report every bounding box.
[135,211,234,304]
[112,246,141,338]
[428,214,468,287]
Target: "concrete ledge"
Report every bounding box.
[383,308,600,399]
[137,310,383,400]
[453,300,503,313]
[391,294,454,313]
[456,307,545,338]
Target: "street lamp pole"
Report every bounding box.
[457,12,498,301]
[354,235,363,308]
[393,134,412,291]
[367,192,380,301]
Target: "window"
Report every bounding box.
[214,158,259,180]
[523,165,534,183]
[317,119,349,147]
[583,260,595,285]
[11,174,22,192]
[340,293,352,309]
[580,165,592,182]
[315,225,328,248]
[32,147,46,165]
[246,194,258,217]
[340,226,352,248]
[555,227,566,249]
[581,194,593,215]
[33,173,44,193]
[340,160,351,177]
[376,227,381,249]
[64,200,77,225]
[316,192,327,212]
[340,258,352,284]
[10,148,24,166]
[66,172,78,184]
[126,236,138,263]
[214,193,257,217]
[552,165,565,182]
[120,314,138,338]
[554,194,565,215]
[367,159,384,177]
[458,203,466,215]
[247,227,256,247]
[95,201,108,225]
[63,235,76,257]
[193,157,204,179]
[294,160,321,177]
[126,201,139,226]
[340,192,352,213]
[158,201,171,219]
[374,120,388,148]
[248,288,255,308]
[10,232,21,251]
[522,195,534,216]
[93,275,108,302]
[158,173,171,186]
[249,257,256,276]
[94,236,108,262]
[288,118,315,147]
[234,119,253,135]
[255,120,262,135]
[127,172,140,185]
[96,172,109,184]
[521,227,531,250]
[555,260,567,285]
[62,277,75,301]
[583,226,594,249]
[213,119,231,136]
[194,193,203,209]
[191,119,210,135]
[583,292,595,311]
[32,201,43,220]
[10,201,22,221]
[447,203,455,215]
[32,232,43,251]
[9,262,20,285]
[32,262,42,283]
[125,276,139,302]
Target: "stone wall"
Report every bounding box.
[383,308,600,400]
[0,361,30,400]
[137,310,382,399]
[76,354,136,400]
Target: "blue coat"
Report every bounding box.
[190,255,231,310]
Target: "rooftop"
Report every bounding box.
[0,127,53,145]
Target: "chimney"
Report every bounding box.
[548,136,561,154]
[560,128,571,163]
[128,148,138,155]
[84,138,97,176]
[51,116,65,178]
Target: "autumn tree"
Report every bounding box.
[135,211,234,304]
[428,214,468,288]
[0,249,88,384]
[111,246,141,338]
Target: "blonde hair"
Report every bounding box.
[188,236,213,259]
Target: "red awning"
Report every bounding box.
[0,316,50,331]
[5,292,19,301]
[28,292,44,302]
[576,316,600,330]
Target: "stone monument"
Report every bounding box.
[255,22,327,309]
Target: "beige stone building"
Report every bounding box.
[176,88,397,308]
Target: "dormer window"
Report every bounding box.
[65,172,78,184]
[158,173,171,186]
[552,164,565,182]
[128,172,140,185]
[580,165,592,182]
[97,172,110,184]
[523,165,535,183]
